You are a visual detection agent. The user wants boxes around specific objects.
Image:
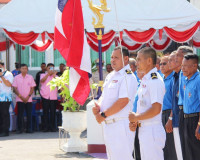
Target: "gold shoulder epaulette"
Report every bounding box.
[151,73,158,79]
[125,69,132,74]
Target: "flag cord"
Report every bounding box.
[113,0,131,112]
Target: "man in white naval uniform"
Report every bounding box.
[129,47,166,160]
[92,46,138,160]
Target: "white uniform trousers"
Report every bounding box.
[139,123,166,160]
[102,119,135,160]
[173,127,183,160]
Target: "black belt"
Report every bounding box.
[179,106,183,110]
[184,113,199,118]
[162,109,171,114]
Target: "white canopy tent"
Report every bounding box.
[0,0,200,52]
[0,0,57,33]
[83,0,200,32]
[0,0,199,33]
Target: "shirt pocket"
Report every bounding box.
[108,82,118,89]
[106,82,119,98]
[138,88,148,108]
[27,81,32,87]
[187,85,196,99]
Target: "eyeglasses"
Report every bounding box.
[160,62,167,66]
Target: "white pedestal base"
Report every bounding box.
[62,111,87,153]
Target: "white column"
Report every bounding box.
[190,0,200,9]
[45,44,54,64]
[1,50,6,67]
[9,45,16,71]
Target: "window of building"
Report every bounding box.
[16,46,45,69]
[54,49,66,67]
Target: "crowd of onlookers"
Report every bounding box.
[0,62,66,137]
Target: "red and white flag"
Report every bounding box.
[54,0,91,105]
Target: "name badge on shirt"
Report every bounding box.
[140,99,146,106]
[176,91,179,98]
[142,84,146,88]
[112,80,118,83]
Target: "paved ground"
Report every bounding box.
[0,131,104,160]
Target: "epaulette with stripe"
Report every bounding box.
[151,73,158,79]
[125,69,132,74]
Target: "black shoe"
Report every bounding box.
[16,130,23,134]
[0,133,9,137]
[43,129,49,132]
[26,130,33,133]
[50,129,56,132]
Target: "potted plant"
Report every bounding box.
[48,68,87,152]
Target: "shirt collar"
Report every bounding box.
[186,71,199,81]
[164,71,174,80]
[142,67,157,80]
[115,64,131,75]
[19,73,28,78]
[173,70,181,77]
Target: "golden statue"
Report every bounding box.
[87,0,110,29]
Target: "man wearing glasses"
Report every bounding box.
[160,56,177,160]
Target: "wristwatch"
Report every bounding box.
[169,117,173,120]
[100,112,107,118]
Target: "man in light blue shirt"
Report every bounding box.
[166,51,183,160]
[160,56,177,160]
[176,46,193,160]
[182,54,200,160]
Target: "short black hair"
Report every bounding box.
[0,60,4,66]
[138,47,157,65]
[106,64,111,66]
[15,62,20,69]
[47,63,54,67]
[114,46,130,57]
[60,63,65,66]
[20,64,28,68]
[41,63,46,66]
[184,53,198,64]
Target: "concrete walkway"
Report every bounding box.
[0,131,105,160]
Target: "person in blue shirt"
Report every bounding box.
[182,54,200,160]
[129,58,140,83]
[166,51,183,160]
[12,62,21,77]
[160,56,177,160]
[176,45,193,160]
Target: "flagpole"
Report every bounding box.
[87,0,110,99]
[95,28,104,98]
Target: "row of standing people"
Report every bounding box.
[92,46,200,160]
[0,62,62,137]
